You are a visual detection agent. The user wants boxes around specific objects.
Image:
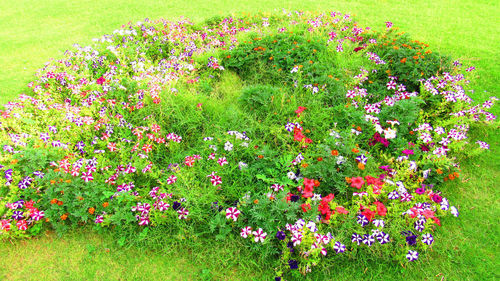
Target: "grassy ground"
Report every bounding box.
[0,0,499,280]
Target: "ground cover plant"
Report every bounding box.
[0,7,498,280]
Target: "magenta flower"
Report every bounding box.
[402,149,414,156]
[225,207,241,222]
[252,228,267,243]
[240,226,252,238]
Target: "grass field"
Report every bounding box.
[0,0,499,280]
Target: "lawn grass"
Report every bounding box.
[0,0,498,280]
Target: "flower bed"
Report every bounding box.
[0,10,496,279]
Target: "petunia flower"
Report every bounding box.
[252,228,267,243]
[406,250,419,261]
[16,220,27,231]
[376,232,390,244]
[362,234,375,246]
[421,233,434,245]
[291,232,303,246]
[373,219,384,228]
[405,233,418,246]
[95,215,104,223]
[225,207,240,222]
[334,241,346,253]
[177,208,189,219]
[167,175,177,185]
[351,232,363,245]
[276,231,286,241]
[240,226,252,238]
[356,214,369,227]
[11,211,24,220]
[217,157,228,166]
[306,221,317,232]
[288,259,298,270]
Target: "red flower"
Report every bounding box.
[302,178,315,198]
[293,127,305,142]
[350,177,365,189]
[361,208,376,222]
[373,201,387,216]
[323,193,335,202]
[335,206,349,214]
[295,106,306,117]
[301,203,311,212]
[364,175,376,185]
[318,201,332,220]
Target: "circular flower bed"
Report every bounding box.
[0,10,496,279]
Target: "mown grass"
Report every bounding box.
[0,0,498,280]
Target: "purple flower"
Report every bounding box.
[400,192,413,202]
[288,259,298,270]
[276,231,286,241]
[406,250,419,261]
[12,211,24,220]
[379,165,390,171]
[351,233,362,245]
[422,233,434,245]
[377,232,390,244]
[334,241,346,253]
[414,220,425,232]
[420,144,430,152]
[172,201,181,210]
[405,233,418,246]
[356,214,369,227]
[363,234,375,246]
[388,190,399,200]
[12,200,24,209]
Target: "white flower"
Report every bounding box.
[336,156,345,165]
[224,141,233,151]
[384,128,397,139]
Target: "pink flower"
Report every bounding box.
[95,215,104,223]
[240,226,252,238]
[210,175,222,186]
[167,175,177,185]
[16,220,27,231]
[225,207,241,221]
[96,76,106,85]
[252,228,267,243]
[350,177,364,189]
[177,208,189,219]
[217,157,228,166]
[81,171,93,182]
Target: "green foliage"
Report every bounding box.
[368,31,451,93]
